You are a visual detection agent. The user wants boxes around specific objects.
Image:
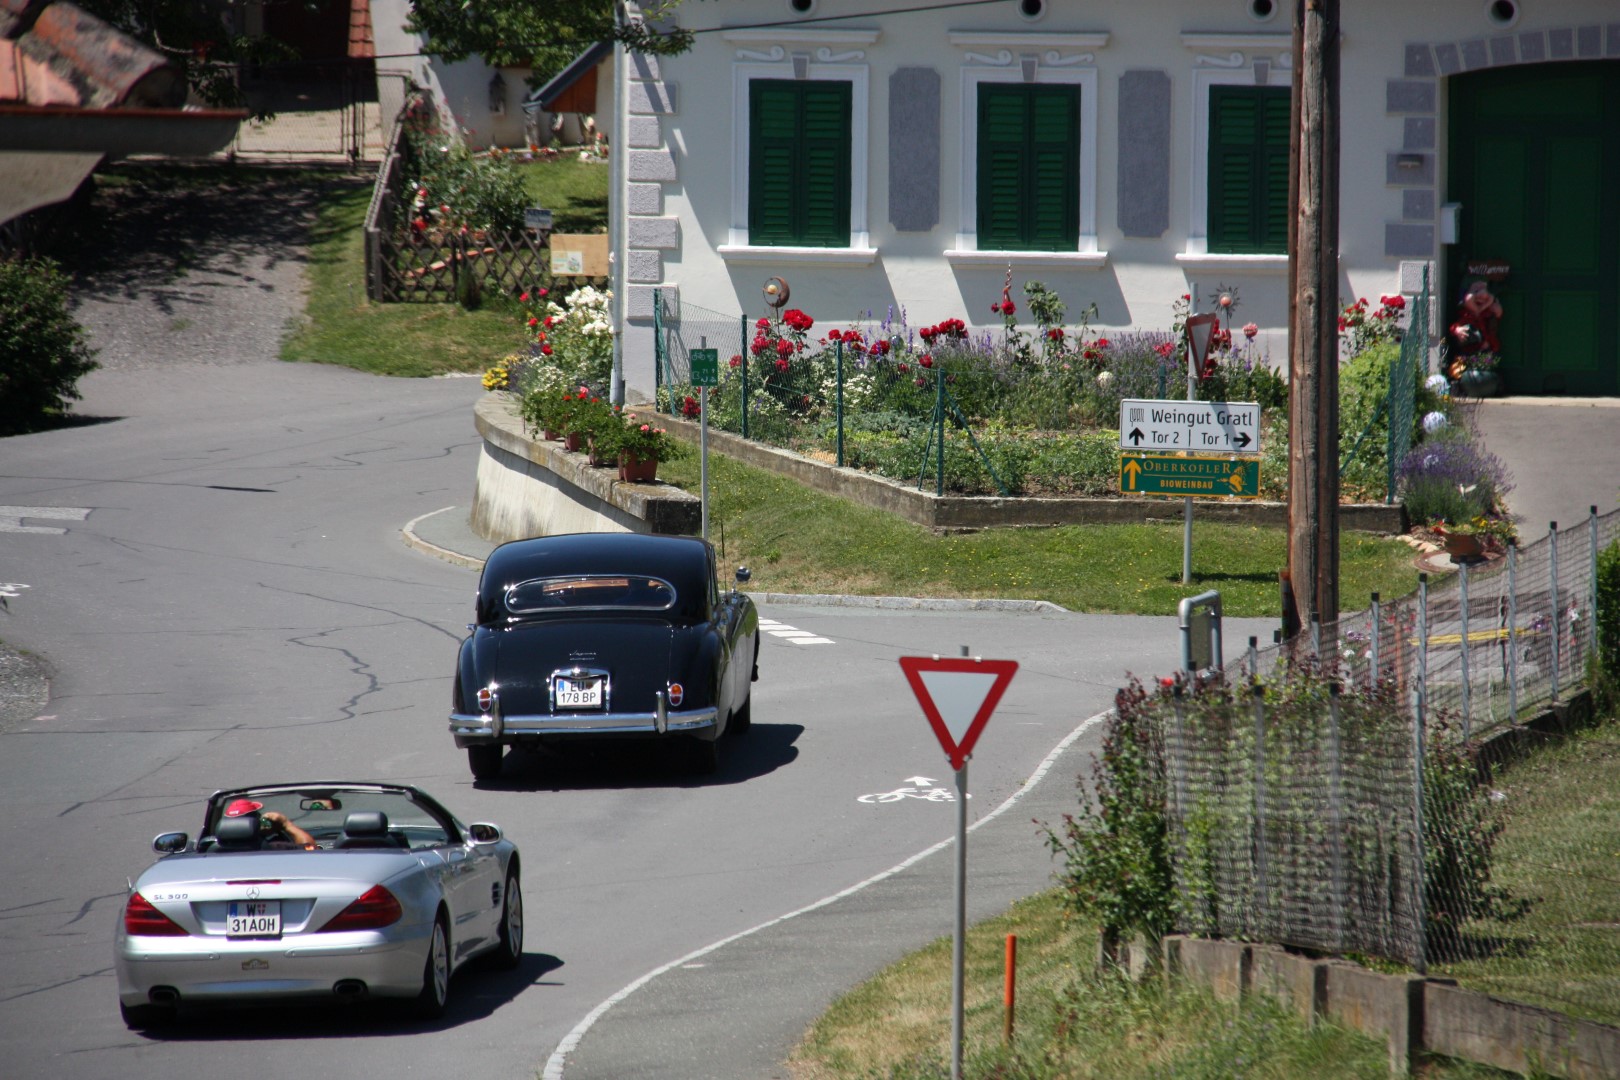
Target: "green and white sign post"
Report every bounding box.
[690,345,720,541]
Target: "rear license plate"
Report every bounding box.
[554,675,603,709]
[227,900,281,937]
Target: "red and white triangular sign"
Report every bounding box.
[899,656,1019,771]
[1185,312,1220,377]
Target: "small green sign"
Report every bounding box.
[1119,452,1261,500]
[690,348,720,388]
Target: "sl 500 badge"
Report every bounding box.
[241,959,269,971]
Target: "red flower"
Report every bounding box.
[828,329,843,341]
[897,362,909,373]
[915,377,927,388]
[544,316,556,328]
[776,339,793,358]
[1083,348,1098,361]
[1155,342,1176,358]
[729,354,742,368]
[411,217,427,232]
[541,345,552,355]
[1047,328,1065,341]
[756,317,771,329]
[774,358,789,373]
[538,288,549,297]
[919,325,938,342]
[920,354,934,368]
[872,339,891,356]
[783,308,814,333]
[681,396,700,418]
[519,292,529,302]
[527,317,538,328]
[751,336,770,356]
[1242,322,1259,340]
[1095,337,1110,349]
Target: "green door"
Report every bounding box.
[1447,62,1620,395]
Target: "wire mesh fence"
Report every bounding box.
[1152,506,1619,976]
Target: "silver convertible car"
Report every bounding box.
[115,782,521,1028]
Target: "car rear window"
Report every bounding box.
[505,575,676,614]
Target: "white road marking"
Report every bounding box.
[0,506,90,535]
[542,706,1112,1079]
[759,618,835,645]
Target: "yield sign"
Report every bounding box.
[1185,312,1220,377]
[898,656,1019,771]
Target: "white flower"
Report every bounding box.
[1422,411,1448,434]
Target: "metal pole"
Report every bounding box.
[1459,561,1471,738]
[1184,283,1196,585]
[1507,541,1519,722]
[1591,506,1601,655]
[740,315,750,440]
[1370,592,1381,689]
[836,339,846,467]
[700,337,710,542]
[1248,635,1260,684]
[1417,574,1429,725]
[1550,521,1560,701]
[1412,665,1428,976]
[951,758,967,1080]
[936,368,946,498]
[1003,934,1017,1045]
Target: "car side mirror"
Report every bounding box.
[468,822,503,844]
[152,832,189,854]
[734,566,751,585]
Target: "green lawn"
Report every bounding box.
[658,449,1419,618]
[790,890,1512,1080]
[516,156,609,234]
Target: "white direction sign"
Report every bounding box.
[1118,399,1261,455]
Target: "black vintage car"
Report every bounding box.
[449,533,759,779]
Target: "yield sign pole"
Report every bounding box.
[898,652,1018,1080]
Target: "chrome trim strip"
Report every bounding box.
[449,708,717,737]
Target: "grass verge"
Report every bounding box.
[656,450,1419,618]
[789,890,1510,1080]
[1432,716,1620,1026]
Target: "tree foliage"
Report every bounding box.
[405,0,698,82]
[0,257,99,436]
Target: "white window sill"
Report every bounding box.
[1174,252,1288,272]
[718,244,879,267]
[945,249,1109,270]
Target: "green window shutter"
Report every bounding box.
[1208,86,1290,254]
[976,84,1079,251]
[749,80,852,247]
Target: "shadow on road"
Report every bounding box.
[474,722,804,792]
[126,951,564,1041]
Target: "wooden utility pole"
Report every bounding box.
[1286,0,1341,635]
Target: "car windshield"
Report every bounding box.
[505,574,676,614]
[208,788,455,850]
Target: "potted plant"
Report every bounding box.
[520,386,577,441]
[569,395,619,461]
[1451,351,1502,398]
[1433,514,1516,562]
[611,412,682,482]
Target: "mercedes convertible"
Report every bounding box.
[115,782,521,1028]
[449,533,760,779]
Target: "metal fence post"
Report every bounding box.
[836,339,845,468]
[1370,592,1382,689]
[1550,521,1561,701]
[1326,683,1347,950]
[1591,505,1601,655]
[1417,574,1429,725]
[1459,561,1472,738]
[1251,683,1269,939]
[1507,541,1519,723]
[935,367,945,497]
[740,315,750,440]
[1248,635,1259,683]
[1411,683,1427,975]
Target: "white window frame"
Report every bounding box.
[717,29,878,266]
[946,31,1107,270]
[1177,33,1292,272]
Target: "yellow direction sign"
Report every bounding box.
[1119,452,1261,499]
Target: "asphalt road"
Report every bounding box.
[0,360,1275,1079]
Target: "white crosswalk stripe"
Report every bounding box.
[758,618,834,645]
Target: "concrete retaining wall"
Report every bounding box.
[471,394,700,542]
[650,410,1407,533]
[1162,935,1620,1077]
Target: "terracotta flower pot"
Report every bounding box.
[563,432,583,453]
[541,428,558,442]
[587,438,610,467]
[1442,533,1484,561]
[618,453,658,483]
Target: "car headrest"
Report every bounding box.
[343,810,389,838]
[215,814,262,850]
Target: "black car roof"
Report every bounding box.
[478,533,713,621]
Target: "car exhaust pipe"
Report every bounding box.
[149,987,179,1007]
[655,690,668,734]
[333,979,369,1001]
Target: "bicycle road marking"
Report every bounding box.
[0,506,91,535]
[758,618,834,645]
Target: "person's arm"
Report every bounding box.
[262,811,317,848]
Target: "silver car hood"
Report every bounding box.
[134,849,424,889]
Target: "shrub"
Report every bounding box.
[0,256,99,435]
[1396,422,1513,526]
[1593,539,1620,714]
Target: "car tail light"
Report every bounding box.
[477,686,495,712]
[315,885,403,933]
[124,893,187,937]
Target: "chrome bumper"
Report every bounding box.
[449,707,718,743]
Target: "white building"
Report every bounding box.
[613,0,1620,399]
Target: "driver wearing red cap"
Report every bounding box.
[223,798,317,849]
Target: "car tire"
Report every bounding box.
[687,736,719,775]
[120,1000,175,1031]
[467,743,504,781]
[492,867,523,970]
[413,915,451,1020]
[728,691,752,737]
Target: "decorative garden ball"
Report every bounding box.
[1096,371,1114,387]
[1425,374,1449,395]
[1422,410,1448,434]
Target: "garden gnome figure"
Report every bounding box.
[1447,280,1503,379]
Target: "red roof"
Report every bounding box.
[0,0,179,109]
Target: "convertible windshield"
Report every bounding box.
[207,788,454,850]
[505,575,676,614]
